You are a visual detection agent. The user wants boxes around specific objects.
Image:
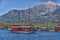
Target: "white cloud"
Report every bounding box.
[57,4,60,6]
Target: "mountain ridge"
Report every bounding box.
[0,1,60,25]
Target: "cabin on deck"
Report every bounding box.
[7,23,34,29]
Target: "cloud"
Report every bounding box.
[57,4,60,6]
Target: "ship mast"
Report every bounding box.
[18,10,20,23]
[28,7,30,25]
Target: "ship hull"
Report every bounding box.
[10,28,36,33]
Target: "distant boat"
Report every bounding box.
[55,26,60,32]
[41,27,49,31]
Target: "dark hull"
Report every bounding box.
[10,28,36,33]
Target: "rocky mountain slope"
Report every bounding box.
[0,1,60,25]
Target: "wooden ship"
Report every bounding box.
[8,8,36,33]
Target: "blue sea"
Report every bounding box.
[0,29,60,40]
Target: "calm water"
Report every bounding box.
[0,29,60,40]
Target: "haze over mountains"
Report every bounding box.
[0,1,60,25]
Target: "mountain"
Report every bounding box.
[0,1,60,25]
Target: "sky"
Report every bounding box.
[0,0,60,15]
